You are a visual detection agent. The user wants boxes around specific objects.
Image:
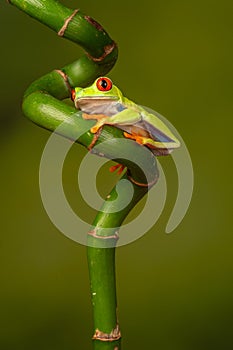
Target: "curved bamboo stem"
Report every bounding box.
[9,1,158,348]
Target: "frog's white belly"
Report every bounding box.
[76,98,124,116]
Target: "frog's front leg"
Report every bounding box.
[82,113,108,133]
[80,113,108,150]
[87,109,142,134]
[82,113,107,121]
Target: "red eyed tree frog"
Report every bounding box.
[71,77,180,156]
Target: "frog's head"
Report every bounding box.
[71,77,124,114]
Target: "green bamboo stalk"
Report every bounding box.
[9,1,158,348]
[87,174,152,346]
[9,0,118,99]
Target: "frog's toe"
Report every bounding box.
[123,131,133,139]
[90,124,103,133]
[90,126,98,133]
[109,163,126,175]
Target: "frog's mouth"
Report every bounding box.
[75,96,119,115]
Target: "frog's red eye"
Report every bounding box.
[71,89,76,101]
[96,77,112,91]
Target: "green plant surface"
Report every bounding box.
[1,0,233,349]
[7,0,158,348]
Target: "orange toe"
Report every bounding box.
[109,163,126,175]
[123,132,134,140]
[90,126,100,134]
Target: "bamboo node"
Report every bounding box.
[86,42,117,62]
[54,69,72,91]
[92,324,121,342]
[58,9,79,37]
[84,15,104,31]
[126,170,158,188]
[88,229,119,241]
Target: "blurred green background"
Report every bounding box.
[1,0,232,349]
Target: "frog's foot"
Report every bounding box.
[109,163,126,175]
[82,113,108,134]
[90,119,108,134]
[91,124,104,134]
[123,132,146,145]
